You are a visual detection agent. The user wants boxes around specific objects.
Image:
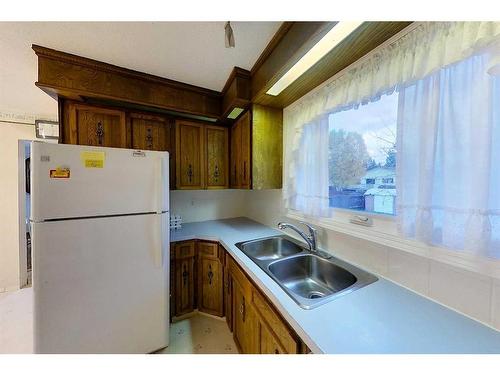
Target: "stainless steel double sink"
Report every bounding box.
[235,236,378,309]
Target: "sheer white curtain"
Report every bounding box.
[284,115,330,217]
[284,22,500,218]
[397,52,500,258]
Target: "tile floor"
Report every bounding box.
[0,287,33,354]
[0,287,236,354]
[157,313,237,354]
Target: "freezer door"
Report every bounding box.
[31,142,169,221]
[32,213,169,354]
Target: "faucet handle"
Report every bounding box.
[299,221,317,238]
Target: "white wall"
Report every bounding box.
[170,189,247,223]
[0,122,37,292]
[244,189,500,331]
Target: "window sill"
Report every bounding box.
[286,210,500,279]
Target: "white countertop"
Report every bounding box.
[170,217,500,354]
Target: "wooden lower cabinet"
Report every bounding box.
[197,242,223,316]
[224,252,233,332]
[171,240,307,354]
[232,278,257,353]
[258,321,284,354]
[173,241,196,316]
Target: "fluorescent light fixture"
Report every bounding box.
[266,21,364,96]
[227,107,244,119]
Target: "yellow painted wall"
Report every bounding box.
[0,122,36,292]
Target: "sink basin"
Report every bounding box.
[268,254,357,300]
[236,236,303,261]
[235,235,378,309]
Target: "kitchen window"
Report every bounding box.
[328,92,398,216]
[284,22,500,260]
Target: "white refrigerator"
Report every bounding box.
[30,141,169,354]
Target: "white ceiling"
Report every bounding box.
[0,22,281,119]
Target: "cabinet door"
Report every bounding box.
[206,126,229,189]
[232,280,256,353]
[174,257,195,316]
[198,257,223,316]
[170,247,175,321]
[68,103,126,147]
[131,114,170,151]
[239,111,251,189]
[175,121,205,189]
[224,265,233,331]
[258,321,284,354]
[230,120,241,188]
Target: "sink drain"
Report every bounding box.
[307,292,325,299]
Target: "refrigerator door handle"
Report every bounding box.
[156,156,163,214]
[151,214,163,268]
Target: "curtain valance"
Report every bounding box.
[284,22,500,153]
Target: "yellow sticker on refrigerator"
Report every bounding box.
[81,151,105,168]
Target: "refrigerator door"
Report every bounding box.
[31,142,168,221]
[32,213,169,354]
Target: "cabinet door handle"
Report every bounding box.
[96,121,104,145]
[146,128,153,149]
[182,264,189,286]
[213,165,220,182]
[240,297,245,322]
[187,164,193,183]
[208,264,214,285]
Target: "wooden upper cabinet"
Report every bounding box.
[66,103,126,148]
[131,113,170,151]
[239,111,251,189]
[231,111,251,189]
[206,125,229,189]
[175,120,205,189]
[230,119,242,188]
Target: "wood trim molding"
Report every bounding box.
[33,44,222,119]
[250,22,294,76]
[220,67,251,120]
[250,22,413,108]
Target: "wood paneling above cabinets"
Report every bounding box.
[33,44,222,120]
[220,67,252,121]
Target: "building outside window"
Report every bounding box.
[328,92,398,215]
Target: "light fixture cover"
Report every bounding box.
[227,107,244,119]
[266,21,364,96]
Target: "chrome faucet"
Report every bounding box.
[277,221,319,254]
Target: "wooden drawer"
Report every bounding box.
[174,241,195,259]
[198,241,218,259]
[252,288,299,354]
[228,257,253,300]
